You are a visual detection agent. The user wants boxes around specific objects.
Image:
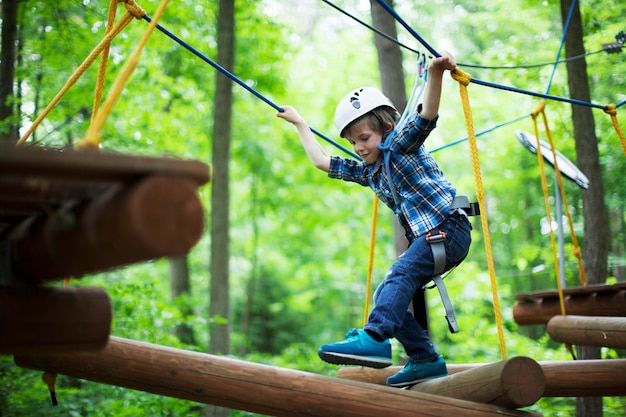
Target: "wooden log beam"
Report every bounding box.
[547,315,626,349]
[539,360,626,397]
[10,175,204,283]
[14,336,540,417]
[513,287,626,325]
[0,286,111,354]
[338,359,626,398]
[338,357,544,409]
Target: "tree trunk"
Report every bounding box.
[0,0,19,141]
[207,0,235,415]
[169,256,195,345]
[560,0,608,416]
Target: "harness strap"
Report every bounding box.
[423,195,479,334]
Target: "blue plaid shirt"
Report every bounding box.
[328,111,456,240]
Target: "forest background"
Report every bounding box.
[0,0,625,416]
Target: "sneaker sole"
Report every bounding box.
[318,351,392,369]
[387,373,447,388]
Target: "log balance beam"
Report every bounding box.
[0,286,111,354]
[14,336,541,417]
[513,283,626,325]
[337,357,544,409]
[547,315,626,349]
[337,359,626,398]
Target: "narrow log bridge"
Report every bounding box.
[14,336,541,417]
[337,358,626,398]
[0,143,209,353]
[547,315,626,349]
[513,283,626,325]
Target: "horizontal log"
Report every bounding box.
[547,315,626,349]
[337,358,543,408]
[408,357,544,409]
[0,143,210,227]
[513,290,626,325]
[539,360,626,397]
[0,286,111,354]
[14,336,539,417]
[10,176,204,283]
[338,359,626,398]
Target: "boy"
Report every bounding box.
[276,52,472,387]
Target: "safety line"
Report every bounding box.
[321,0,605,71]
[430,113,531,154]
[144,15,361,161]
[373,0,609,111]
[545,0,577,95]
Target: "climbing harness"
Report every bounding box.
[424,196,479,334]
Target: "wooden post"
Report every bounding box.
[547,315,626,349]
[338,359,626,398]
[0,286,111,354]
[14,336,540,417]
[338,357,544,409]
[10,176,204,283]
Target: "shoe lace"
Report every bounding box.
[345,328,360,338]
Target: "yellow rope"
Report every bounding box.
[604,104,626,156]
[530,103,567,318]
[539,108,587,286]
[77,0,168,150]
[363,195,379,326]
[16,9,137,146]
[451,67,507,359]
[91,0,120,121]
[531,103,583,360]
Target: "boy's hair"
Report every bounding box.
[342,106,400,139]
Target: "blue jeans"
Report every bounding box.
[364,211,472,363]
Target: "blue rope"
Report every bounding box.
[430,113,531,154]
[143,15,361,160]
[373,0,609,111]
[545,0,577,95]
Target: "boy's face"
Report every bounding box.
[346,120,386,165]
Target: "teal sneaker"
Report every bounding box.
[386,355,448,387]
[318,328,392,368]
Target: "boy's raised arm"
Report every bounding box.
[419,51,456,120]
[277,106,331,172]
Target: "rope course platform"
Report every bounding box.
[513,282,626,325]
[0,142,209,354]
[0,142,210,284]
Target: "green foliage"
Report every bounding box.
[3,0,626,416]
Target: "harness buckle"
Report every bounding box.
[426,230,446,244]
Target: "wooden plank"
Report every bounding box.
[547,315,626,349]
[338,359,626,398]
[0,286,110,354]
[10,176,204,283]
[14,336,541,417]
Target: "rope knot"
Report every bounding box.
[572,246,582,258]
[121,0,146,19]
[531,101,546,118]
[451,67,471,86]
[604,103,617,116]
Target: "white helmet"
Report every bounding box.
[334,87,397,137]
